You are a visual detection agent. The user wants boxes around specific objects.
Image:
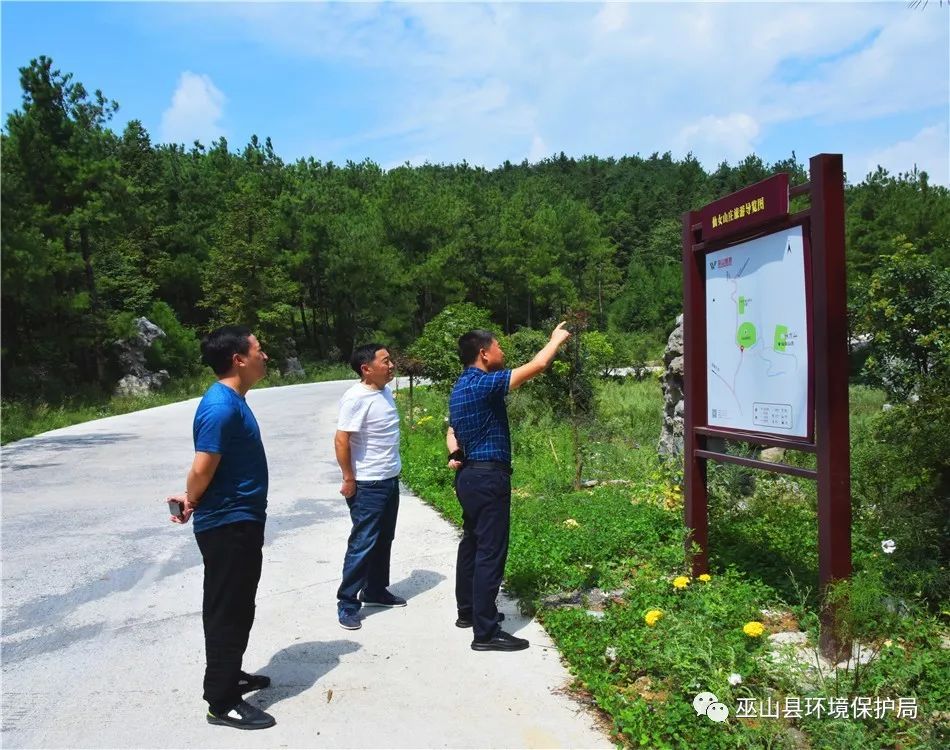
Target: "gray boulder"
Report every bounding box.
[283,357,305,378]
[114,317,170,397]
[658,315,685,458]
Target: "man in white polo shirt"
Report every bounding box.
[334,343,405,630]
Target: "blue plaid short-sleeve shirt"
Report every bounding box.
[449,367,512,464]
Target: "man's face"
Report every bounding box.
[481,338,505,371]
[362,348,395,387]
[236,334,268,384]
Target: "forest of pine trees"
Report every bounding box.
[3,57,948,402]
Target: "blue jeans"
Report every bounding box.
[337,476,400,616]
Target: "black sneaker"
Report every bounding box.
[455,612,505,628]
[358,590,407,608]
[207,700,276,730]
[471,630,529,652]
[238,671,271,693]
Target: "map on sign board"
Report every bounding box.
[705,225,810,438]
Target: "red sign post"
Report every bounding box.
[681,154,851,659]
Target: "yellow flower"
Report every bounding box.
[644,609,663,626]
[672,576,690,589]
[743,621,766,638]
[563,518,580,529]
[698,574,712,582]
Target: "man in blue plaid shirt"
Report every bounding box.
[447,323,570,651]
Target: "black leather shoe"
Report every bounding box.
[471,630,529,652]
[238,672,271,693]
[456,612,505,628]
[359,590,407,608]
[207,700,276,730]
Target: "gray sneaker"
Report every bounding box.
[339,611,362,630]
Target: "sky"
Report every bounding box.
[2,1,948,185]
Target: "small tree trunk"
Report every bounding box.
[298,300,311,341]
[572,418,583,491]
[79,227,106,385]
[597,274,604,328]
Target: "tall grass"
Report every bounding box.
[399,378,949,749]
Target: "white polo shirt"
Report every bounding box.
[336,382,401,480]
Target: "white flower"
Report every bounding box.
[728,673,743,686]
[604,646,618,663]
[881,539,896,554]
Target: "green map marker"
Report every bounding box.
[736,322,757,349]
[774,324,789,352]
[738,296,746,314]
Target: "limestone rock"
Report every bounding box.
[658,316,685,458]
[283,357,305,378]
[113,317,169,397]
[760,447,786,463]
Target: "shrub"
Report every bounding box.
[144,301,201,377]
[407,303,496,390]
[851,393,950,608]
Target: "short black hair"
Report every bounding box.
[458,329,496,366]
[201,325,253,376]
[350,343,388,376]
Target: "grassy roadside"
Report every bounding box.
[1,362,354,444]
[398,379,949,749]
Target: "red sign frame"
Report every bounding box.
[680,155,851,659]
[698,173,790,243]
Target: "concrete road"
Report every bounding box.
[1,380,611,749]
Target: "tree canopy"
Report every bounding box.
[3,57,948,401]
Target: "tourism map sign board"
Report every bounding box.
[705,225,811,438]
[681,155,851,659]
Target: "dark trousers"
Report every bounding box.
[195,520,264,713]
[337,476,400,616]
[455,465,512,640]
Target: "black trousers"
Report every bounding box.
[454,465,511,640]
[195,520,264,713]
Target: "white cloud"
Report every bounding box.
[860,123,950,185]
[160,72,226,146]
[676,113,761,167]
[528,134,549,162]
[593,2,630,35]
[157,2,948,182]
[758,9,950,125]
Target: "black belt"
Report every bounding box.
[463,460,512,474]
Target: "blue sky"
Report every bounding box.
[3,1,948,184]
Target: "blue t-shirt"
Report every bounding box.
[448,367,512,464]
[192,382,268,533]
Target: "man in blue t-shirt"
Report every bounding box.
[167,325,275,730]
[447,323,570,651]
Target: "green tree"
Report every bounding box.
[858,240,950,399]
[1,57,127,395]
